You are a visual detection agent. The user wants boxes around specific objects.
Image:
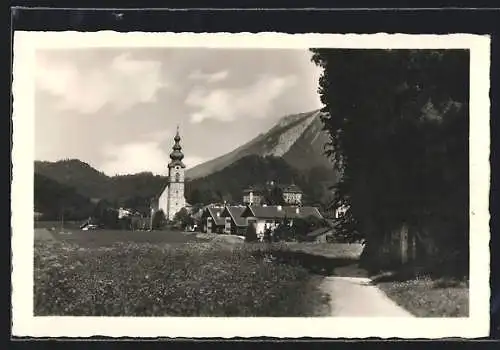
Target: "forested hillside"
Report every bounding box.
[34,154,338,218]
[34,173,94,221]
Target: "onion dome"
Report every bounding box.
[168,126,186,168]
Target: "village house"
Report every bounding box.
[220,205,248,235]
[240,204,324,238]
[200,206,225,234]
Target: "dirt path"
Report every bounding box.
[320,276,414,317]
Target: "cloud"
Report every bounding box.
[100,141,170,176]
[99,129,208,175]
[36,53,166,114]
[188,70,229,83]
[185,74,298,123]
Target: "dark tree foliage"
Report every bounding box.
[291,215,327,242]
[310,49,469,271]
[263,228,273,243]
[263,185,285,206]
[245,223,259,242]
[272,216,328,242]
[152,210,166,230]
[34,173,94,221]
[100,208,120,229]
[173,208,195,230]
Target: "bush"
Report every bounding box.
[34,241,326,316]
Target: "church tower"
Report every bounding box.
[166,127,186,221]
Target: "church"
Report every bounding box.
[151,127,187,221]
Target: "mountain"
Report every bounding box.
[185,110,333,180]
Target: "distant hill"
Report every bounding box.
[35,159,112,199]
[185,110,333,180]
[34,172,94,220]
[35,159,167,204]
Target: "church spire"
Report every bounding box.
[168,127,186,168]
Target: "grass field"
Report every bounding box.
[34,228,330,316]
[34,227,468,317]
[38,228,204,247]
[371,270,469,317]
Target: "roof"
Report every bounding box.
[282,184,303,194]
[221,206,247,226]
[202,206,225,226]
[152,182,169,200]
[241,205,323,220]
[242,185,265,194]
[284,206,323,219]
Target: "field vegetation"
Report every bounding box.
[34,230,331,316]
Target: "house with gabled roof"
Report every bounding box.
[200,206,225,234]
[220,205,248,235]
[240,204,324,238]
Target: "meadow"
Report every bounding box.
[33,227,467,317]
[34,228,332,316]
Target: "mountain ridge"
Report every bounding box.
[185,109,332,180]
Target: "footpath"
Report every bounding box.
[320,275,414,317]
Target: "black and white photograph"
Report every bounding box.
[11,32,490,338]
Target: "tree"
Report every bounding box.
[310,49,469,273]
[245,223,259,242]
[173,208,195,231]
[263,185,285,205]
[151,210,166,230]
[101,208,119,229]
[263,227,273,243]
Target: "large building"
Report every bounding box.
[152,128,187,221]
[242,181,304,205]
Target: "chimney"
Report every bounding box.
[216,212,220,217]
[295,207,300,214]
[277,205,282,211]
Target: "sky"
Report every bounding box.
[35,48,323,176]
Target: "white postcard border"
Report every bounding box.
[11,31,491,338]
